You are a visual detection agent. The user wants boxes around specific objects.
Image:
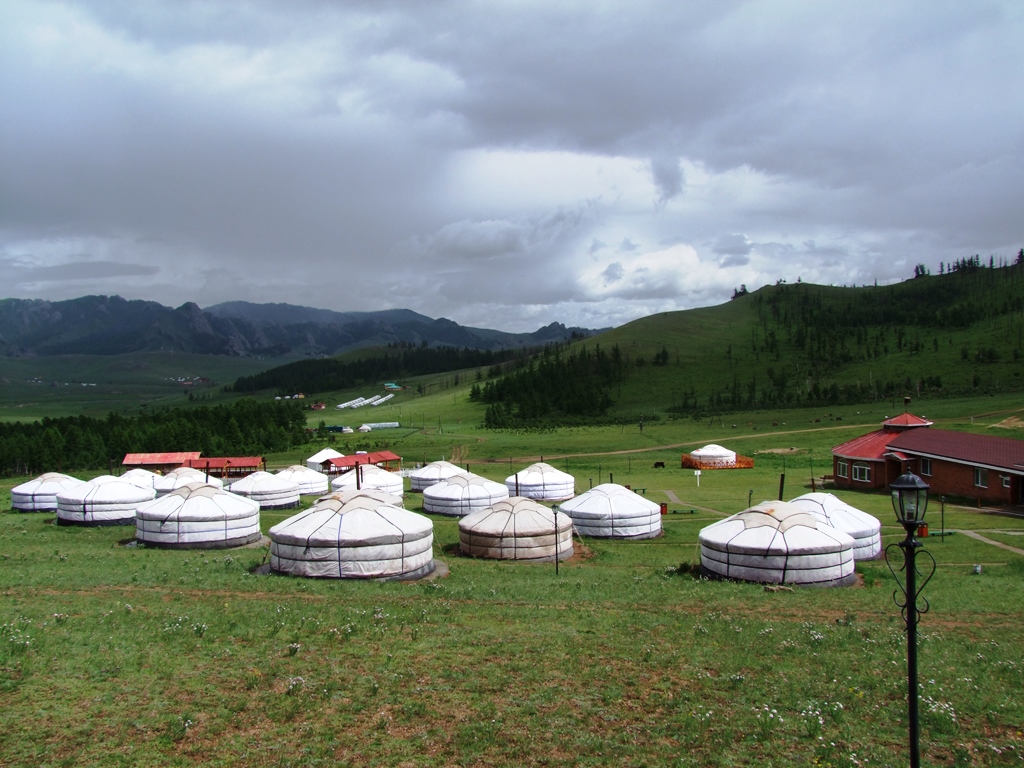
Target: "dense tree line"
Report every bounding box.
[475,345,622,427]
[0,399,308,477]
[231,345,529,395]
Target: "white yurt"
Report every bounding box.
[505,462,576,501]
[154,467,224,496]
[788,492,883,561]
[269,492,434,579]
[229,471,301,509]
[423,472,509,516]
[305,447,343,472]
[699,501,856,587]
[358,424,372,433]
[558,483,662,539]
[409,460,466,492]
[459,497,573,562]
[691,444,737,468]
[11,473,86,512]
[56,476,156,526]
[330,465,404,497]
[135,482,262,549]
[315,488,404,509]
[341,427,354,434]
[120,468,160,490]
[275,465,330,496]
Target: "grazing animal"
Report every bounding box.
[653,461,665,469]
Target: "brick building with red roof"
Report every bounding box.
[832,413,1024,504]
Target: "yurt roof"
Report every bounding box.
[121,468,160,488]
[306,447,344,464]
[155,467,224,490]
[137,482,259,521]
[691,444,736,458]
[276,465,330,486]
[410,460,465,481]
[700,501,854,555]
[559,483,661,518]
[505,462,575,484]
[425,472,508,499]
[459,497,572,537]
[229,471,299,494]
[12,472,85,496]
[788,493,880,537]
[270,496,431,548]
[57,477,156,504]
[315,489,404,507]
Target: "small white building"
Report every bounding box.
[459,497,573,562]
[558,483,662,539]
[423,472,509,516]
[330,465,404,497]
[505,462,576,501]
[229,471,301,509]
[690,444,737,468]
[409,460,465,492]
[11,473,85,512]
[305,447,344,472]
[135,483,261,549]
[275,465,330,496]
[56,476,156,526]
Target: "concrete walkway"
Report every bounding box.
[956,530,1024,557]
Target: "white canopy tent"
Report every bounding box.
[459,497,573,562]
[229,471,301,509]
[423,473,509,516]
[699,501,856,586]
[56,476,156,526]
[275,465,330,496]
[330,465,404,497]
[305,447,343,472]
[558,483,662,539]
[120,468,160,489]
[135,482,262,548]
[155,467,223,496]
[691,444,737,467]
[409,460,466,492]
[788,492,883,561]
[505,462,576,500]
[11,473,86,512]
[269,492,434,579]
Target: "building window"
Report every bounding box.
[852,464,871,483]
[974,468,988,488]
[837,460,849,479]
[920,458,932,476]
[1003,475,1012,489]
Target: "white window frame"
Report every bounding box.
[852,463,871,483]
[836,460,849,479]
[974,468,988,488]
[920,457,932,476]
[1002,475,1012,489]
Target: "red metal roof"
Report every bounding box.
[325,450,401,468]
[123,452,201,465]
[888,429,1024,474]
[186,457,264,470]
[831,429,893,461]
[882,413,933,429]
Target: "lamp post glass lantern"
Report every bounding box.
[885,471,936,768]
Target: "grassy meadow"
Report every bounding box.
[2,388,1024,766]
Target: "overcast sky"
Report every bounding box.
[2,1,1022,332]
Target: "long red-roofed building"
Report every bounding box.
[322,451,402,475]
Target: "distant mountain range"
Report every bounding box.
[0,296,604,358]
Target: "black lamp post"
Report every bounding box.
[885,472,936,768]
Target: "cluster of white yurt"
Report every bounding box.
[274,465,329,496]
[135,483,262,549]
[423,472,509,516]
[11,473,85,511]
[268,491,434,579]
[120,468,160,490]
[558,483,662,539]
[698,501,856,587]
[505,462,575,501]
[305,447,343,472]
[788,492,882,561]
[459,497,573,561]
[691,444,737,468]
[229,471,300,509]
[409,460,465,492]
[155,467,223,496]
[330,465,404,497]
[56,475,157,526]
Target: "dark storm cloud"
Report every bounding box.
[0,1,1022,331]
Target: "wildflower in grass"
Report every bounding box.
[753,704,783,741]
[285,676,304,696]
[53,613,69,625]
[921,696,959,734]
[124,604,133,613]
[192,623,208,638]
[288,642,301,656]
[799,704,824,737]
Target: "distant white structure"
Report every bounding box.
[120,468,160,489]
[56,476,156,526]
[269,492,434,579]
[699,501,856,586]
[358,424,372,432]
[505,462,576,501]
[788,492,882,561]
[558,483,662,539]
[409,460,466,492]
[155,467,223,496]
[275,465,330,496]
[229,471,301,509]
[335,397,364,410]
[11,473,85,512]
[135,483,261,549]
[459,497,573,562]
[305,447,344,472]
[423,473,509,516]
[690,444,737,468]
[330,465,404,497]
